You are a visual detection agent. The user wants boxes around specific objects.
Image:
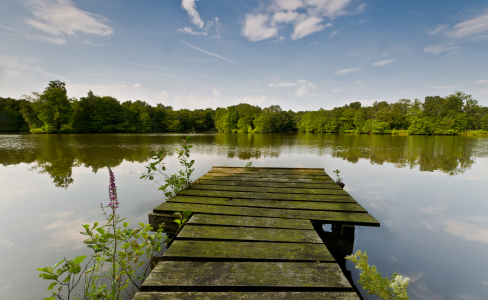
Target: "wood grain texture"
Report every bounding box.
[188,214,314,230]
[191,184,349,196]
[198,174,334,182]
[163,240,335,261]
[154,203,380,226]
[144,261,350,288]
[177,225,322,243]
[177,189,355,202]
[133,292,360,300]
[168,196,366,213]
[196,179,342,189]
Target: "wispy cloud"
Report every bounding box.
[179,40,237,63]
[336,67,361,75]
[441,219,488,243]
[178,17,221,38]
[212,89,221,96]
[447,13,488,38]
[372,59,395,66]
[431,86,455,89]
[243,0,359,41]
[423,44,459,55]
[476,80,488,84]
[295,79,316,97]
[25,0,113,44]
[268,82,298,88]
[428,25,447,35]
[181,0,204,28]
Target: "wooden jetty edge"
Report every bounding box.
[133,167,380,300]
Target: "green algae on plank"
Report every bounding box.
[189,214,314,230]
[144,261,349,288]
[163,240,334,261]
[192,184,349,196]
[154,203,380,227]
[177,225,322,243]
[196,179,342,189]
[168,196,367,213]
[200,173,334,180]
[177,189,355,202]
[209,167,326,175]
[133,292,361,300]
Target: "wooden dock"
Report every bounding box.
[133,167,380,299]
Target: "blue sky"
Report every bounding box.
[1,0,488,111]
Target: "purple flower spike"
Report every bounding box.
[107,164,119,209]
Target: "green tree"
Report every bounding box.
[36,81,71,132]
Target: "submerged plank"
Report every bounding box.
[154,203,380,226]
[163,240,335,261]
[144,261,350,288]
[177,225,322,243]
[177,189,354,202]
[196,179,342,189]
[133,292,360,300]
[189,214,314,230]
[168,196,367,213]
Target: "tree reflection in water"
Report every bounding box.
[0,133,484,188]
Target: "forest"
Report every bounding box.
[1,80,488,135]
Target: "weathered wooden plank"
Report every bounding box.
[209,168,326,175]
[177,225,322,243]
[168,196,367,213]
[196,179,342,189]
[154,203,380,227]
[200,173,334,180]
[192,184,349,196]
[133,292,360,300]
[163,240,335,261]
[177,189,355,202]
[144,261,350,288]
[189,214,314,230]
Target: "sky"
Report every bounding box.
[1,0,488,111]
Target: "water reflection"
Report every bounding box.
[0,133,484,188]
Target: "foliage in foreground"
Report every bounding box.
[346,250,410,300]
[37,147,194,299]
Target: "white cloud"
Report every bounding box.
[372,59,395,66]
[441,219,488,243]
[292,16,326,40]
[380,53,388,57]
[179,40,237,63]
[268,82,298,87]
[242,14,278,42]
[157,91,168,100]
[231,95,267,106]
[0,239,13,249]
[331,89,341,92]
[25,0,113,43]
[181,0,204,28]
[447,13,488,38]
[419,205,446,215]
[428,25,447,35]
[423,44,459,55]
[476,80,488,84]
[243,0,357,41]
[356,81,362,83]
[295,79,316,97]
[133,83,141,88]
[330,30,338,37]
[212,89,221,96]
[178,17,221,38]
[336,67,361,75]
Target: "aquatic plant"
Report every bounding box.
[37,163,190,300]
[346,250,410,300]
[140,136,195,198]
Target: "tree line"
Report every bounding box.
[1,80,487,134]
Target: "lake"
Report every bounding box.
[1,133,487,299]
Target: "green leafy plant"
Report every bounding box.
[333,169,343,182]
[36,163,184,300]
[141,136,195,198]
[245,161,256,170]
[346,250,410,300]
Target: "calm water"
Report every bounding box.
[1,133,488,299]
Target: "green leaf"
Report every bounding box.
[91,222,99,229]
[182,210,192,218]
[123,222,129,228]
[82,224,89,229]
[47,282,57,290]
[96,228,106,235]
